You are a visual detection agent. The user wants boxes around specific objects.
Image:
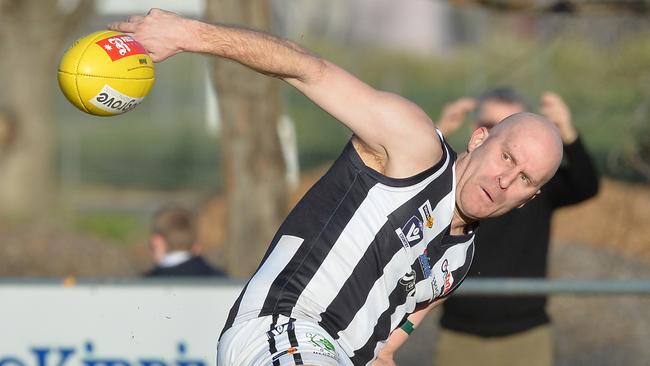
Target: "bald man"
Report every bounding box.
[434,87,599,366]
[110,9,563,366]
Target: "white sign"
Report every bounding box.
[0,282,243,366]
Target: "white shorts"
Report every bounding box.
[217,315,354,366]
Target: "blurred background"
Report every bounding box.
[0,0,649,365]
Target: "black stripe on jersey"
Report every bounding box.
[259,170,371,316]
[268,314,280,366]
[287,318,304,365]
[318,221,398,336]
[220,282,249,339]
[349,279,411,365]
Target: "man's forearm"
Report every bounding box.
[109,9,324,83]
[187,20,323,83]
[374,299,443,363]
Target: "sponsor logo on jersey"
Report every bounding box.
[395,201,434,251]
[432,258,454,298]
[306,332,338,360]
[90,85,144,114]
[441,259,453,295]
[418,200,434,228]
[399,270,416,295]
[400,215,423,247]
[418,250,432,279]
[96,35,147,61]
[432,273,441,298]
[395,227,410,252]
[266,321,295,339]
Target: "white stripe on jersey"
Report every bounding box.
[236,235,304,321]
[291,146,452,324]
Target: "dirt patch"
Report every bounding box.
[552,178,650,264]
[0,220,143,277]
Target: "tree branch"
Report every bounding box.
[450,0,650,15]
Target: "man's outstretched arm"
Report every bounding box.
[109,9,442,177]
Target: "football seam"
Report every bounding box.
[59,70,154,81]
[73,31,112,113]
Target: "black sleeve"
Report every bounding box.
[543,135,600,208]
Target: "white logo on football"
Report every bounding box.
[108,36,132,56]
[90,85,144,114]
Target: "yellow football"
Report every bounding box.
[58,30,155,116]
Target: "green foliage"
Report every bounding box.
[74,212,146,244]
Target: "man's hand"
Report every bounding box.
[539,91,577,144]
[109,8,195,62]
[371,352,397,366]
[435,97,476,136]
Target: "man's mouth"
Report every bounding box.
[481,187,493,202]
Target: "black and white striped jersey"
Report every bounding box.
[221,132,476,365]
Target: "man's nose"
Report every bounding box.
[498,170,518,189]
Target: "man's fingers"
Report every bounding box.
[540,91,564,107]
[451,97,476,112]
[128,15,144,23]
[108,21,137,33]
[147,8,164,16]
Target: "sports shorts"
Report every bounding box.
[217,314,354,366]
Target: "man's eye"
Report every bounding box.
[502,153,510,160]
[520,174,530,183]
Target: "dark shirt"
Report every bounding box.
[440,137,599,337]
[144,256,227,277]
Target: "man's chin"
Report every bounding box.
[457,206,481,223]
[483,205,522,219]
[464,206,503,220]
[459,200,510,221]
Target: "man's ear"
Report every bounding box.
[191,243,203,256]
[517,189,541,209]
[467,126,489,152]
[150,234,168,262]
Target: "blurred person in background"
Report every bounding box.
[145,205,227,277]
[434,87,600,366]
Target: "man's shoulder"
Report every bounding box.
[352,127,445,179]
[183,256,226,276]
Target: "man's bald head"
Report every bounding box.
[455,112,564,220]
[488,112,563,184]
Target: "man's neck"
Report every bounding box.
[450,207,474,235]
[451,151,475,235]
[158,250,192,268]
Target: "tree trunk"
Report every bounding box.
[206,0,288,278]
[0,0,92,215]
